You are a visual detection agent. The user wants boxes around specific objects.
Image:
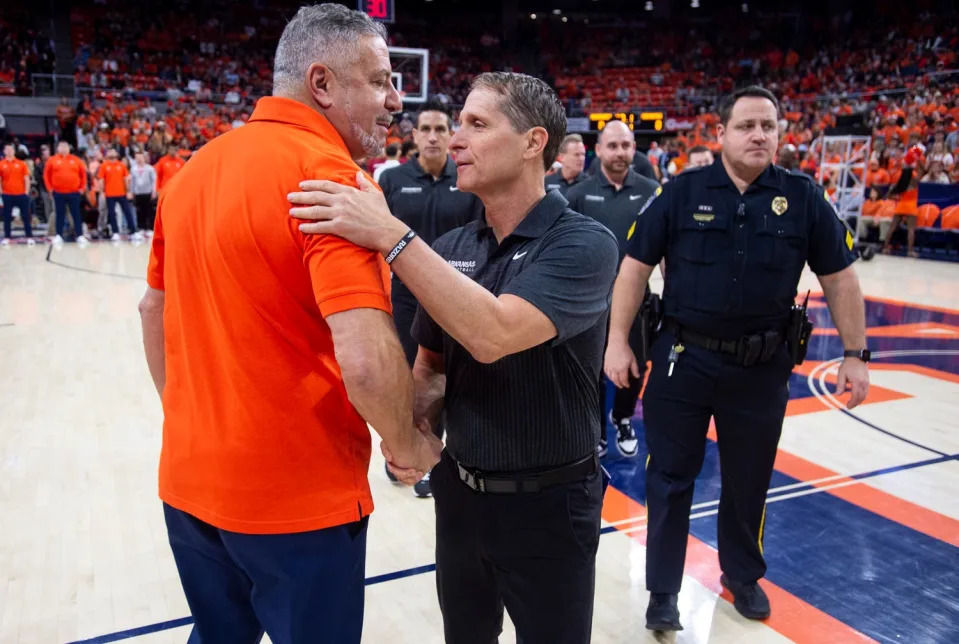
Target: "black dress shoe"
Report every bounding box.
[645,593,683,631]
[721,574,771,620]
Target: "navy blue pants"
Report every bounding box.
[53,191,84,238]
[163,504,368,644]
[642,329,792,593]
[1,194,31,238]
[106,195,137,234]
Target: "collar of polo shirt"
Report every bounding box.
[708,158,781,190]
[596,167,641,190]
[411,154,455,180]
[468,189,567,240]
[248,96,349,155]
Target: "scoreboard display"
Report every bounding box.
[358,0,395,23]
[589,111,665,132]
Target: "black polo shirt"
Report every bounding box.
[544,170,587,197]
[379,155,484,298]
[627,159,857,339]
[566,168,660,263]
[587,150,658,182]
[411,190,619,472]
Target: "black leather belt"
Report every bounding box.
[455,453,598,494]
[665,319,783,367]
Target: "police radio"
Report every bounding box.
[787,291,814,366]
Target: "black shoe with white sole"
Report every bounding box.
[613,416,638,457]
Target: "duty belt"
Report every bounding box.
[455,453,598,494]
[665,319,784,367]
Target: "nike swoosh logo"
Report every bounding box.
[512,251,528,260]
[630,194,644,200]
[449,186,459,192]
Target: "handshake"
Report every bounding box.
[381,419,444,485]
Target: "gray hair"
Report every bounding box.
[470,72,567,171]
[273,3,387,95]
[559,133,584,154]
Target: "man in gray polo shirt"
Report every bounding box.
[289,72,618,643]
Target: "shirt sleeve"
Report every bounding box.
[806,182,858,275]
[295,166,392,318]
[502,222,619,344]
[626,183,669,265]
[146,195,165,290]
[411,303,443,353]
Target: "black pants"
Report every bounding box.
[602,313,649,424]
[393,287,444,439]
[134,193,155,230]
[642,329,792,593]
[432,451,603,644]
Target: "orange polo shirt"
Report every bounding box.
[0,158,30,195]
[147,96,391,534]
[97,160,129,197]
[154,155,185,192]
[44,154,87,193]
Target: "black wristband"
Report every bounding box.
[385,229,416,265]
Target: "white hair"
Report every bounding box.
[272,3,387,95]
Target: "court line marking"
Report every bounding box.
[807,350,959,458]
[606,452,956,530]
[65,452,953,644]
[44,243,146,281]
[0,323,13,327]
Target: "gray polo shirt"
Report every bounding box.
[411,190,618,471]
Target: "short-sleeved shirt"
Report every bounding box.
[154,155,185,192]
[566,168,660,263]
[627,159,857,340]
[411,190,619,471]
[147,96,392,534]
[43,154,87,193]
[378,155,483,299]
[0,158,29,195]
[97,160,129,197]
[544,170,588,197]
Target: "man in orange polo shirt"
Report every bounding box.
[43,141,88,244]
[153,146,184,193]
[96,150,139,241]
[137,5,439,642]
[0,144,34,244]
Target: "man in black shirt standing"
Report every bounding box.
[378,102,484,497]
[290,72,618,644]
[567,119,660,460]
[544,133,587,196]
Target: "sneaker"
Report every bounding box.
[413,470,432,498]
[111,233,121,242]
[0,238,9,247]
[614,416,639,457]
[645,593,682,631]
[720,574,771,620]
[131,231,145,242]
[384,460,399,483]
[76,235,90,245]
[52,235,64,244]
[26,238,36,246]
[144,229,154,238]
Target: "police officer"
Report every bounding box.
[567,120,660,459]
[545,133,587,196]
[378,101,484,497]
[290,71,618,644]
[605,86,870,631]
